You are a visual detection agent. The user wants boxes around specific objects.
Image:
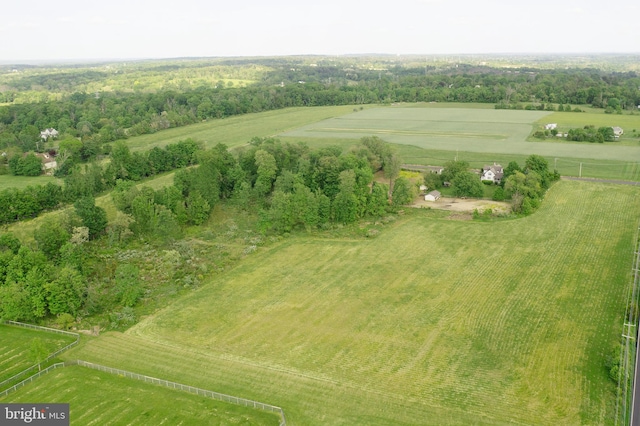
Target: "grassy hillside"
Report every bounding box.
[0,365,279,425]
[63,180,640,425]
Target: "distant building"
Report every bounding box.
[425,190,441,202]
[481,163,504,184]
[612,126,624,139]
[40,128,59,141]
[34,152,57,174]
[544,123,557,130]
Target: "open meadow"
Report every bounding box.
[124,105,363,151]
[0,324,76,383]
[0,365,279,425]
[281,106,640,163]
[61,180,640,425]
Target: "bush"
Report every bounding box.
[492,187,505,201]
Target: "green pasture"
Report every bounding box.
[124,105,364,152]
[0,324,76,384]
[0,365,279,425]
[280,107,640,164]
[0,175,60,190]
[64,181,640,425]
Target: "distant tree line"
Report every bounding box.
[1,64,639,154]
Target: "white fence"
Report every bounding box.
[0,321,79,390]
[0,362,65,398]
[74,360,287,426]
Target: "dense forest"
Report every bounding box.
[1,57,639,155]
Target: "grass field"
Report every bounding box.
[0,365,279,425]
[124,105,365,151]
[60,180,640,425]
[0,174,60,190]
[281,107,640,164]
[0,324,76,383]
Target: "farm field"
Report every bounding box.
[281,106,640,163]
[0,365,279,425]
[124,105,364,151]
[63,180,640,425]
[0,324,76,383]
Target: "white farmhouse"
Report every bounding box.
[481,163,504,184]
[40,128,59,141]
[544,123,557,130]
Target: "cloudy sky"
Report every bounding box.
[1,0,638,61]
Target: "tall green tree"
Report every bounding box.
[46,267,86,316]
[392,177,416,206]
[74,197,108,239]
[254,149,277,197]
[34,218,70,262]
[452,171,484,198]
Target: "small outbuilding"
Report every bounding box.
[425,190,441,202]
[544,123,557,130]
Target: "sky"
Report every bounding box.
[1,0,638,61]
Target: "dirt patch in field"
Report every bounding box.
[412,197,511,214]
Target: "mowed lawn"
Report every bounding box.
[65,180,640,425]
[281,107,640,163]
[0,366,279,425]
[0,325,76,383]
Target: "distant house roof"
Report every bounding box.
[34,152,57,169]
[544,123,557,130]
[612,126,624,136]
[40,128,59,140]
